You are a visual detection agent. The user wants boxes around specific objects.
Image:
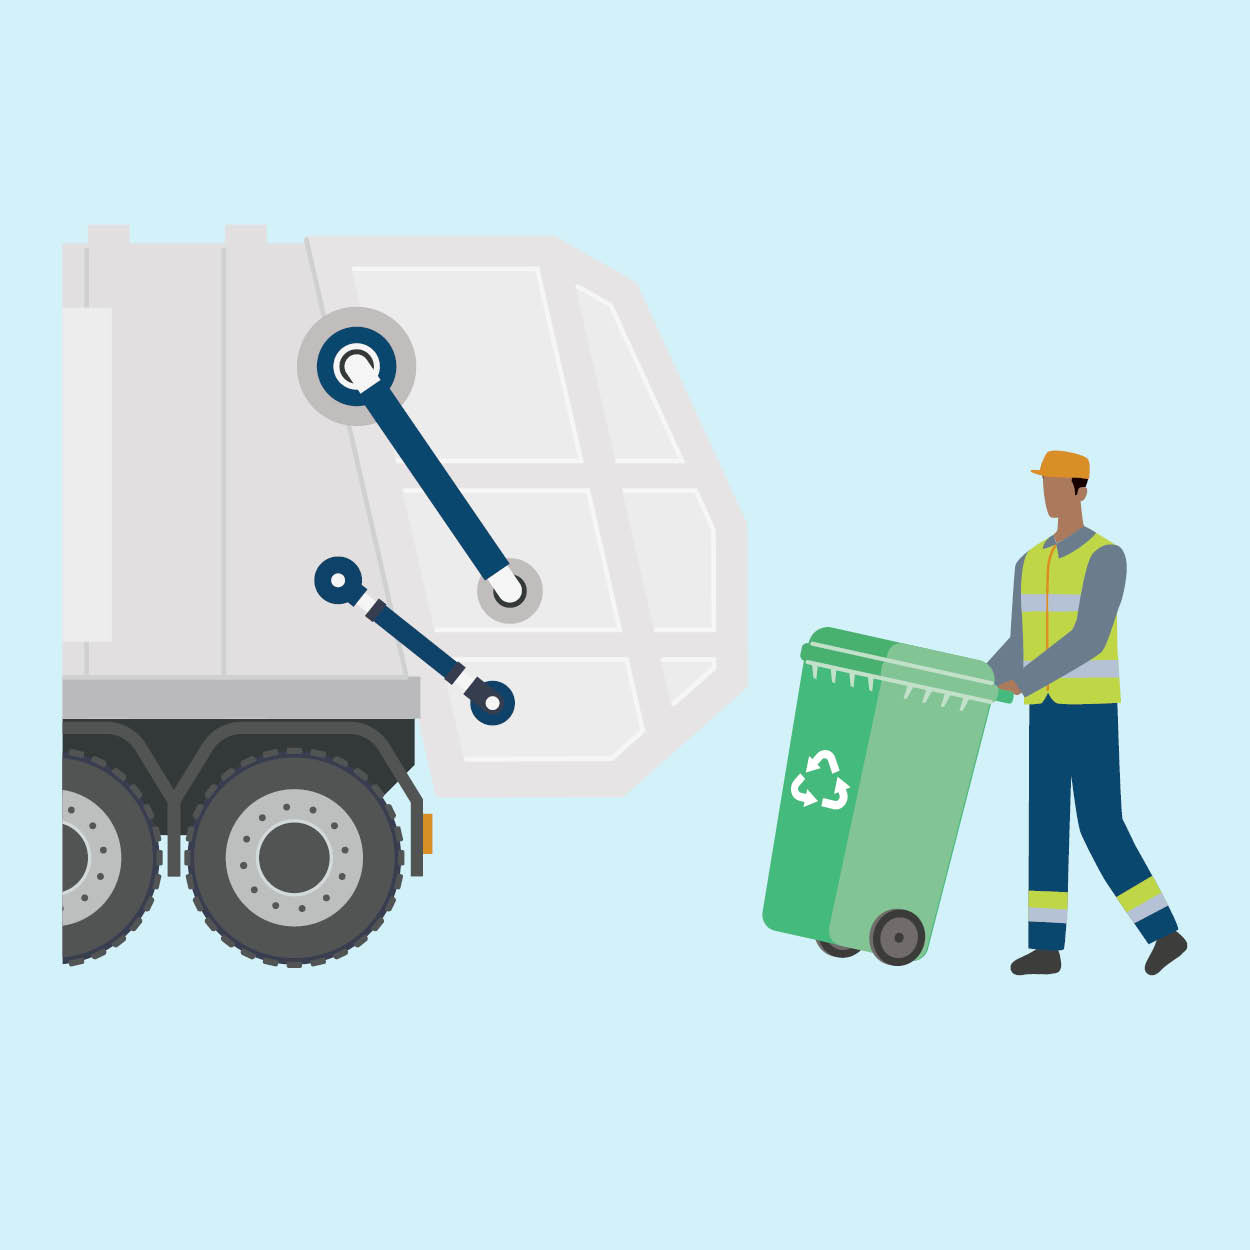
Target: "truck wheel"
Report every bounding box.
[185,750,403,966]
[870,910,926,966]
[816,940,860,958]
[63,752,161,965]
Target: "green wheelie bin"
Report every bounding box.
[762,627,1013,965]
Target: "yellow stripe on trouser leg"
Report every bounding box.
[1117,876,1168,922]
[1028,891,1068,910]
[1027,890,1068,924]
[1117,877,1160,912]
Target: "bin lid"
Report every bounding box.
[802,626,1001,702]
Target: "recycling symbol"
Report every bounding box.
[790,749,851,811]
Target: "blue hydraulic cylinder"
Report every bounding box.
[366,599,463,683]
[364,596,516,726]
[359,382,509,582]
[313,556,516,727]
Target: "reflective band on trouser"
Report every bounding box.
[1027,890,1068,925]
[1027,890,1068,948]
[1028,908,1069,923]
[1119,877,1167,919]
[1117,876,1178,943]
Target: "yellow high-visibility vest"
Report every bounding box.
[1020,532,1120,704]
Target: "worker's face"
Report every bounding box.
[1043,476,1086,516]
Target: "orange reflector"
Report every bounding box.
[422,812,433,856]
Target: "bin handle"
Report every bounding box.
[995,686,1015,704]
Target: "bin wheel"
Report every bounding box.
[816,940,860,959]
[63,752,161,965]
[186,750,402,967]
[870,910,926,966]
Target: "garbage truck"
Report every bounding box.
[62,227,746,967]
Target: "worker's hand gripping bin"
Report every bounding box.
[763,628,1012,965]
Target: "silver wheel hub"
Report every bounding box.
[62,789,123,926]
[226,787,363,928]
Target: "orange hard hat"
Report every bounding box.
[1031,450,1090,478]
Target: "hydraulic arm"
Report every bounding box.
[307,312,537,724]
[314,556,515,725]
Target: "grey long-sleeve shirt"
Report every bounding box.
[987,526,1125,697]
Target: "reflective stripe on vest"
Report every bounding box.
[1064,658,1120,680]
[1020,593,1082,612]
[1020,532,1121,705]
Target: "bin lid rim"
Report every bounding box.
[805,635,996,686]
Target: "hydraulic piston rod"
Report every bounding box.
[341,351,526,605]
[313,320,535,611]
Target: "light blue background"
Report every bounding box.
[4,2,1245,1246]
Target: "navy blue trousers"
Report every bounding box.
[1027,699,1178,950]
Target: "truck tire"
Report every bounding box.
[185,749,403,966]
[816,940,859,958]
[869,910,926,966]
[63,752,161,965]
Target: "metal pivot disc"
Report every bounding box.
[476,558,544,624]
[297,306,416,427]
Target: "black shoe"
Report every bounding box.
[1011,949,1061,975]
[1145,931,1187,976]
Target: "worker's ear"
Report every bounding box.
[1076,485,1088,502]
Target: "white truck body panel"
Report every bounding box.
[63,228,746,795]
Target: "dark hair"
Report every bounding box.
[1072,477,1088,494]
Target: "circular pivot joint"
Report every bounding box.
[476,558,543,624]
[297,307,416,426]
[314,556,365,606]
[316,325,395,407]
[869,910,926,966]
[468,679,516,726]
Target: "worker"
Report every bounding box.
[989,451,1187,976]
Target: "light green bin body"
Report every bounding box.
[762,627,1010,962]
